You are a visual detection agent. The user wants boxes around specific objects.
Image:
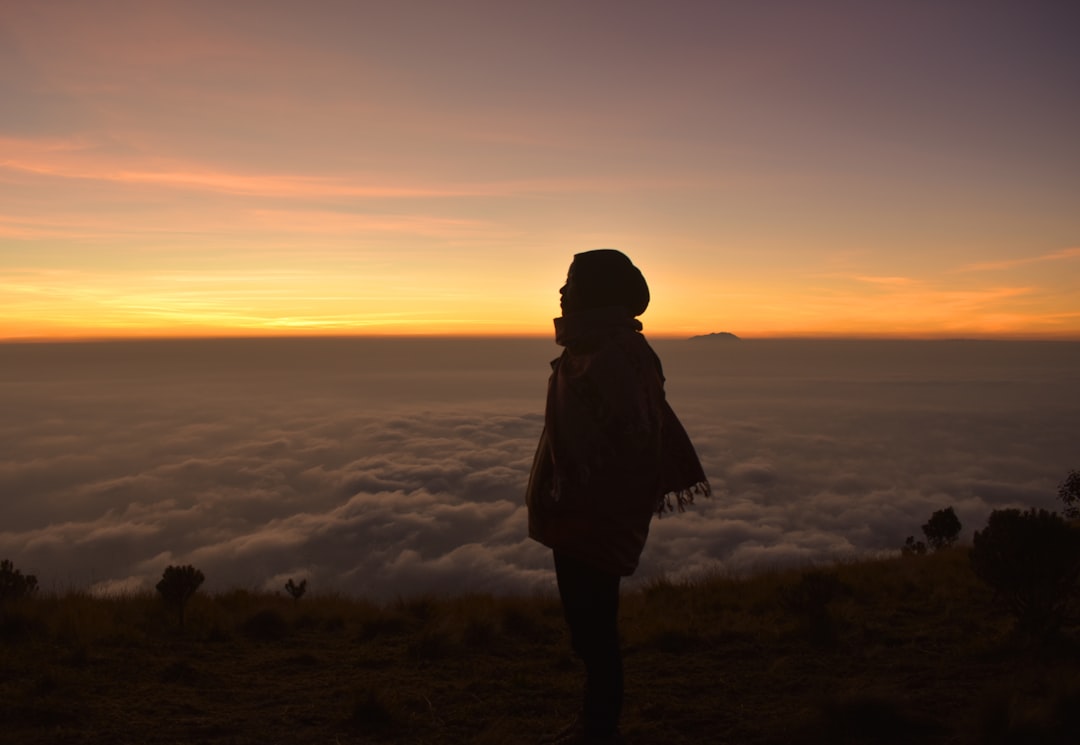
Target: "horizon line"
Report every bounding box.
[3,332,1080,344]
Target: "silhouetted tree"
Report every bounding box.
[1058,469,1080,519]
[922,507,962,551]
[970,508,1080,640]
[284,578,307,602]
[0,559,38,603]
[155,565,205,628]
[901,536,927,556]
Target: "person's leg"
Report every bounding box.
[554,550,623,737]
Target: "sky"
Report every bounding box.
[2,0,1079,340]
[1,337,1076,597]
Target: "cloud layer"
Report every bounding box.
[1,338,1076,598]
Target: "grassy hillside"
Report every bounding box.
[2,549,1078,744]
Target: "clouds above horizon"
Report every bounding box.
[1,338,1076,599]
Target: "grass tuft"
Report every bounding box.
[808,692,944,743]
[347,686,403,735]
[407,625,455,662]
[239,607,290,641]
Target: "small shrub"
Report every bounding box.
[922,506,962,551]
[61,644,90,668]
[499,603,551,642]
[779,571,847,646]
[356,612,407,642]
[347,687,400,734]
[813,693,944,742]
[642,626,702,654]
[901,536,927,556]
[203,623,232,644]
[970,508,1080,640]
[407,626,454,662]
[976,675,1080,745]
[780,571,846,616]
[1059,469,1080,519]
[461,616,497,649]
[240,608,289,641]
[397,596,437,624]
[0,559,39,602]
[1,609,45,641]
[284,578,307,602]
[641,576,684,605]
[321,615,345,633]
[155,565,205,628]
[160,660,203,685]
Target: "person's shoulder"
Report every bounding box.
[612,326,653,354]
[605,328,660,373]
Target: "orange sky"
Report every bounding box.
[2,1,1078,340]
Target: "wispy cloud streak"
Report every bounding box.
[960,247,1080,272]
[0,136,677,199]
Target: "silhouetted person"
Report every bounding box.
[527,249,710,744]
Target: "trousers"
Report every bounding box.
[554,550,623,736]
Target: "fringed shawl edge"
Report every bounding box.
[656,479,712,517]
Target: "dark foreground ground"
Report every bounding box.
[2,550,1079,745]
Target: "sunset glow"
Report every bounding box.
[2,1,1078,340]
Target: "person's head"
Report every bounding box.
[560,249,650,316]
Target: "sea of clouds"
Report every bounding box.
[1,337,1076,599]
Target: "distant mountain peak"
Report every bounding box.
[689,331,740,341]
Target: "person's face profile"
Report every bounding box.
[559,264,580,315]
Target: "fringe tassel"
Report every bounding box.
[656,480,712,517]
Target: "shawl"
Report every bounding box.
[525,307,711,575]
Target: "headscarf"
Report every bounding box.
[568,249,650,317]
